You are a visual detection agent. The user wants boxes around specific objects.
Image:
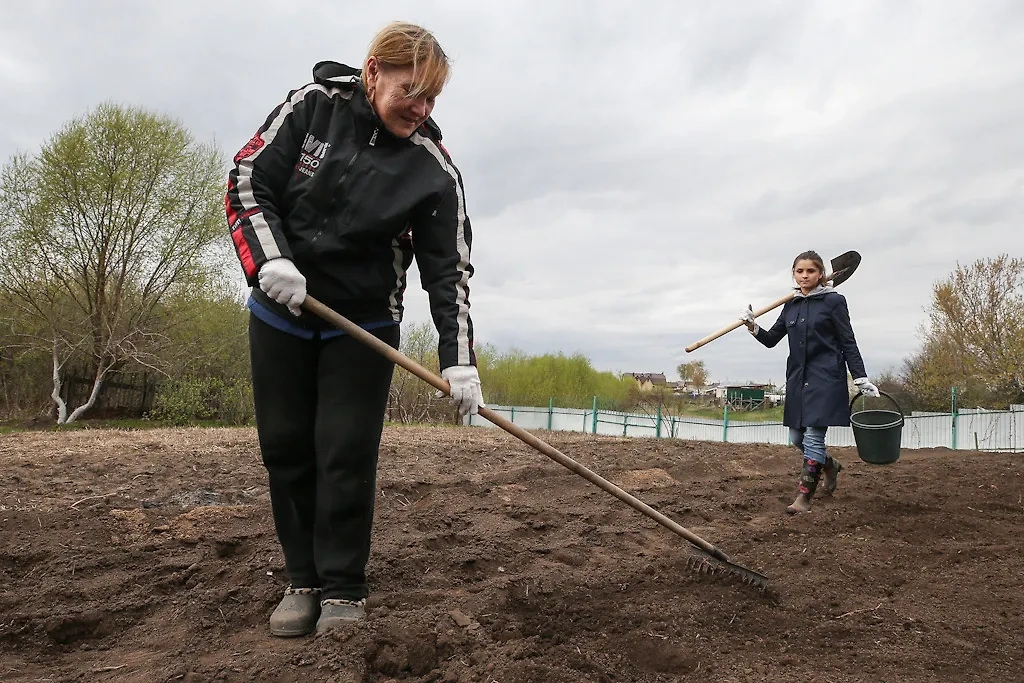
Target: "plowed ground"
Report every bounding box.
[1,426,1021,682]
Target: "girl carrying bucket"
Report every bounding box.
[740,250,879,514]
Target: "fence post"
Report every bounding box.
[138,373,149,417]
[951,386,958,450]
[548,397,553,431]
[511,406,515,424]
[722,404,730,442]
[671,415,677,438]
[656,405,662,438]
[592,396,598,434]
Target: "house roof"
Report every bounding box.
[625,372,668,384]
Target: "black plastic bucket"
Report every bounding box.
[850,391,904,465]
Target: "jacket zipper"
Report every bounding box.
[311,127,379,244]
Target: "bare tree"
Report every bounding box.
[676,360,709,388]
[386,321,454,424]
[903,255,1024,409]
[0,102,227,423]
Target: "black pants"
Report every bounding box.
[248,315,398,600]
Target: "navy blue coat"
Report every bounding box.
[754,289,868,428]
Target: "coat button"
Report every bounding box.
[804,382,809,386]
[800,318,805,322]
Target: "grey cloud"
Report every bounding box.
[918,193,1024,227]
[1,0,1022,388]
[742,173,896,222]
[682,2,811,92]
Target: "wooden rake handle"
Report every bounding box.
[301,295,731,563]
[684,291,796,353]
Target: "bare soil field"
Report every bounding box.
[0,426,1021,682]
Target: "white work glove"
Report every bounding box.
[438,365,485,416]
[854,378,880,398]
[740,305,759,335]
[258,258,306,317]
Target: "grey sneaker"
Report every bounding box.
[269,587,321,637]
[315,598,366,634]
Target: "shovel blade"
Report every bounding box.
[828,250,861,287]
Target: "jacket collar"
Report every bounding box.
[792,284,834,299]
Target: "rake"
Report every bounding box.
[303,296,771,594]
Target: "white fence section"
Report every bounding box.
[466,404,1023,452]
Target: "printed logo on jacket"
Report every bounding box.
[296,133,331,178]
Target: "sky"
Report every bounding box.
[2,0,1023,388]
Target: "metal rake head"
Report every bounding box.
[685,553,775,599]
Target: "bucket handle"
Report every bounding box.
[850,390,905,426]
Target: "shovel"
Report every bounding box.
[684,250,862,353]
[302,296,771,593]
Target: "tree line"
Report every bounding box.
[878,255,1023,412]
[0,103,1020,425]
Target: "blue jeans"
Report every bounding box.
[790,427,828,464]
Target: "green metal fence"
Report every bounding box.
[465,395,1023,452]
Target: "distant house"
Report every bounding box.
[624,372,668,392]
[701,383,722,398]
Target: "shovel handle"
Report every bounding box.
[684,291,796,353]
[685,261,857,355]
[300,295,730,563]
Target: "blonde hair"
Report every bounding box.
[362,22,451,98]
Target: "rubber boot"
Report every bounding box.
[315,598,367,634]
[269,587,321,637]
[822,456,843,496]
[786,458,821,514]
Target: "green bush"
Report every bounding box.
[217,378,255,425]
[147,376,254,425]
[476,347,634,409]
